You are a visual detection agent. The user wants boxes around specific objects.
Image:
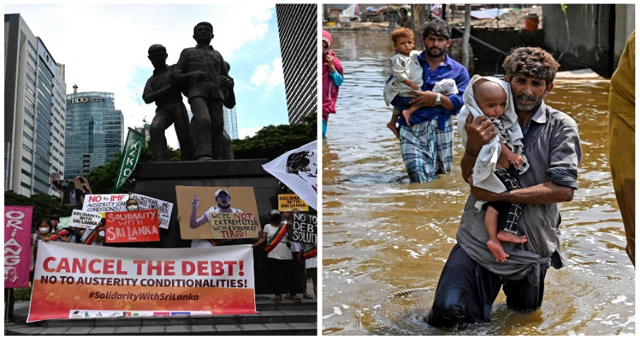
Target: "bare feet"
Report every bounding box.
[497,230,527,244]
[386,122,400,139]
[402,109,413,127]
[487,239,510,262]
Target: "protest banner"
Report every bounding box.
[176,186,261,240]
[262,140,317,210]
[291,213,317,244]
[5,206,33,288]
[278,194,309,212]
[27,242,256,322]
[82,194,129,214]
[129,193,173,229]
[113,128,145,193]
[69,210,103,229]
[105,209,160,243]
[57,216,71,230]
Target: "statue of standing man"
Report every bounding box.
[173,22,234,161]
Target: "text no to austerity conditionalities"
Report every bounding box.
[39,276,250,288]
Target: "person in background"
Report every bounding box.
[252,210,301,303]
[397,5,414,30]
[302,242,317,298]
[608,31,635,265]
[81,219,105,246]
[322,29,344,138]
[30,218,53,282]
[283,209,312,299]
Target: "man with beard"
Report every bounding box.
[425,47,581,327]
[189,189,240,247]
[396,19,469,182]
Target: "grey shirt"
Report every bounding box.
[457,102,582,283]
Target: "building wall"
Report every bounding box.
[4,13,66,197]
[223,107,238,140]
[275,4,317,124]
[64,92,123,179]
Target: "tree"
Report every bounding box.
[4,191,73,229]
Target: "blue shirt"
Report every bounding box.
[397,52,469,129]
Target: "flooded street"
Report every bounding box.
[322,31,634,335]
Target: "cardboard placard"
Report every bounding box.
[176,186,261,240]
[69,210,102,229]
[105,209,160,243]
[57,216,71,230]
[291,213,317,244]
[129,194,173,230]
[277,194,309,212]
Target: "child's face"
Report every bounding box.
[322,41,329,55]
[394,36,415,56]
[476,87,507,119]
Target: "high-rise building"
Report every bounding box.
[223,107,238,140]
[4,13,67,197]
[275,4,317,124]
[64,91,123,179]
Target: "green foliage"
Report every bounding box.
[232,112,317,160]
[4,190,73,228]
[13,287,32,301]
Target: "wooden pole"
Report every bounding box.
[462,5,471,70]
[4,288,12,335]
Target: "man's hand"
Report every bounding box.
[408,91,437,107]
[325,53,335,73]
[464,114,498,156]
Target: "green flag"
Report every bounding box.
[113,128,145,193]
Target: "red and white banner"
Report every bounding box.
[4,206,33,288]
[28,242,256,322]
[105,209,160,243]
[262,140,317,210]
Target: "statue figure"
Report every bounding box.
[142,44,194,161]
[173,22,234,161]
[221,61,235,159]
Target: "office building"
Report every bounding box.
[275,4,317,124]
[65,91,123,179]
[223,107,238,140]
[4,13,67,197]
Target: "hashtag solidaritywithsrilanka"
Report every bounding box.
[89,291,199,302]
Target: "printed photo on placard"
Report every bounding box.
[176,186,261,240]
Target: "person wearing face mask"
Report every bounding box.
[30,219,53,283]
[188,189,240,248]
[125,198,140,211]
[81,218,105,246]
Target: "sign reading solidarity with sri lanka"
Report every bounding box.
[277,194,309,212]
[105,209,160,243]
[27,242,256,322]
[5,206,33,289]
[69,210,102,229]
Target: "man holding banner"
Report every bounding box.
[189,189,239,247]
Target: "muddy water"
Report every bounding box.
[321,31,634,335]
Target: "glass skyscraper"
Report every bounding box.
[4,13,67,197]
[223,107,238,140]
[64,92,123,179]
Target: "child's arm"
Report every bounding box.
[499,141,524,167]
[403,79,420,91]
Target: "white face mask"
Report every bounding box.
[39,227,49,234]
[126,204,138,211]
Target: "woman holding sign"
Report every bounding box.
[252,210,301,304]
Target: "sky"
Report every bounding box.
[4,2,290,147]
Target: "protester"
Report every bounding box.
[302,242,318,298]
[608,31,635,265]
[322,29,344,138]
[81,219,105,246]
[30,218,53,282]
[284,209,311,299]
[252,210,301,303]
[188,189,238,247]
[457,75,529,262]
[425,47,581,327]
[399,19,469,182]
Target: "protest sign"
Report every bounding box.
[113,128,145,192]
[105,209,160,243]
[129,193,173,229]
[291,213,317,244]
[82,194,129,214]
[176,186,261,240]
[278,194,309,212]
[57,216,71,230]
[69,210,102,229]
[5,206,33,288]
[27,242,256,322]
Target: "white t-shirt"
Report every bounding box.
[263,223,292,260]
[304,243,317,269]
[191,206,242,248]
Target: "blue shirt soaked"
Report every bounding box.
[395,52,469,129]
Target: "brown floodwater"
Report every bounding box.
[322,31,634,335]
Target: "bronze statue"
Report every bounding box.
[173,22,234,161]
[142,44,194,161]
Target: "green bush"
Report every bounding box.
[12,287,32,301]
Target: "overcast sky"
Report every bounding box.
[5,2,289,147]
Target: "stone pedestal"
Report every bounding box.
[131,159,281,293]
